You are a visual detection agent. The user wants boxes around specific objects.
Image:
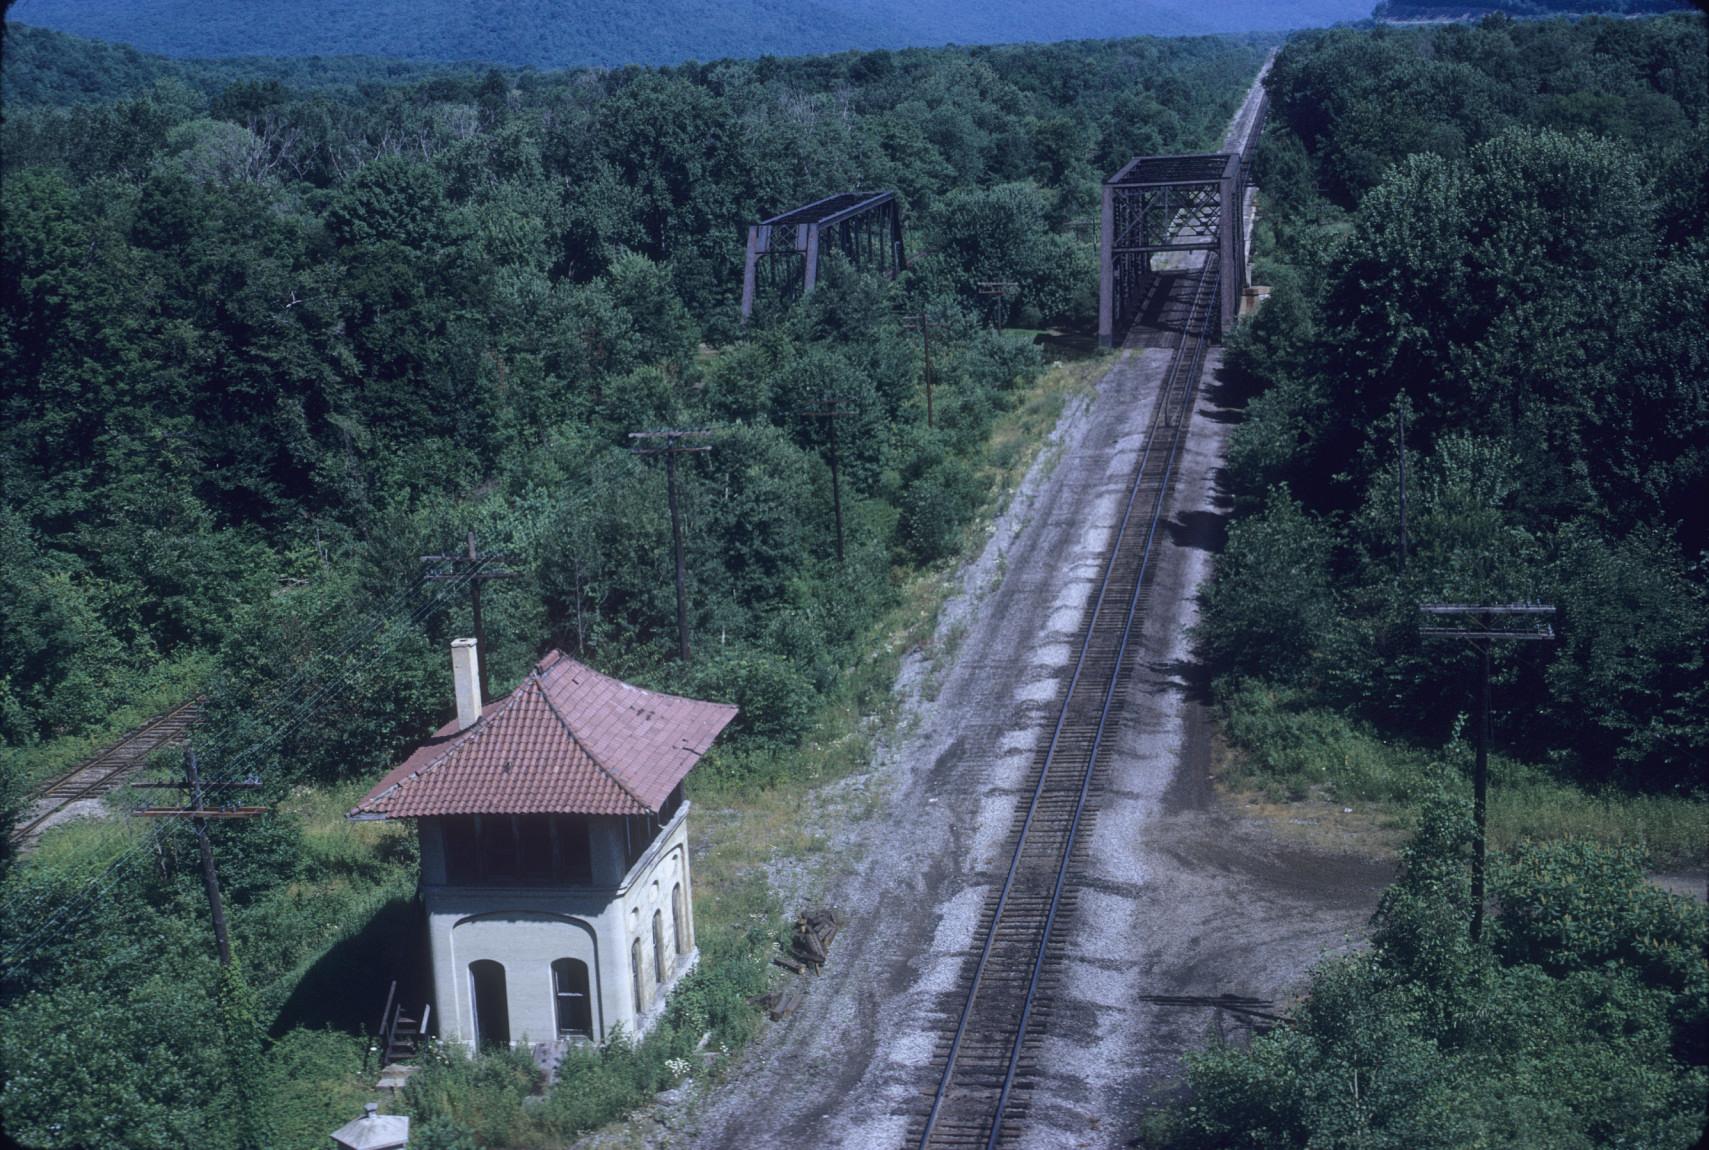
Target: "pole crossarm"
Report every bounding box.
[131,780,262,790]
[1418,603,1557,641]
[134,807,271,818]
[628,428,716,454]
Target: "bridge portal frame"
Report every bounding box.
[1098,152,1245,347]
[740,191,905,322]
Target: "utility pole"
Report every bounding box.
[1418,603,1555,941]
[901,311,943,429]
[976,280,1020,331]
[805,396,847,564]
[1397,396,1410,577]
[134,744,266,966]
[631,429,714,661]
[422,531,519,707]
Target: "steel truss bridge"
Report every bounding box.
[1097,86,1267,346]
[1098,153,1249,345]
[740,190,905,321]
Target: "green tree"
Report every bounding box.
[1197,489,1335,685]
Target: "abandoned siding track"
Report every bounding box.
[910,261,1218,1150]
[11,698,204,848]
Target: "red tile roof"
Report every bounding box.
[351,651,737,819]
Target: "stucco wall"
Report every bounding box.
[421,804,697,1048]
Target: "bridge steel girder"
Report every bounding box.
[740,191,906,322]
[1098,152,1246,347]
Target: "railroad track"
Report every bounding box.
[10,697,204,848]
[911,257,1219,1150]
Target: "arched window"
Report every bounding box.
[468,960,509,1049]
[551,958,592,1039]
[630,938,644,1015]
[652,910,666,984]
[671,883,688,957]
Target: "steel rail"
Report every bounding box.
[916,259,1219,1149]
[982,262,1217,1149]
[11,697,204,845]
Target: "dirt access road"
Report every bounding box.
[680,66,1391,1150]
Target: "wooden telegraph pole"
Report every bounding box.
[976,280,1020,331]
[134,744,266,965]
[422,531,519,707]
[901,310,943,429]
[1396,396,1411,577]
[630,429,714,661]
[1418,602,1555,941]
[805,396,847,564]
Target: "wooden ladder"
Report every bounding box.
[376,980,431,1067]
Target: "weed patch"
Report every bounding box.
[1217,679,1709,868]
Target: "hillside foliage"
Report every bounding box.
[0,30,1265,1150]
[1203,13,1708,795]
[1173,14,1708,1147]
[5,1,1371,71]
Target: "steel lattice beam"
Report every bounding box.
[1099,152,1244,346]
[1099,88,1270,347]
[740,191,906,321]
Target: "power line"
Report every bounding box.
[2,560,487,970]
[6,567,471,938]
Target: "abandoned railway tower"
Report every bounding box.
[350,641,736,1052]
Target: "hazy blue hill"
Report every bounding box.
[5,0,1372,68]
[1374,0,1688,14]
[0,23,484,105]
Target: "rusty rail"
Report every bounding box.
[10,697,204,848]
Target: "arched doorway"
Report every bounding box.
[551,958,592,1040]
[469,960,510,1049]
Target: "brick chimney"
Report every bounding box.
[451,638,482,731]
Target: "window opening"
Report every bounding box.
[551,958,592,1039]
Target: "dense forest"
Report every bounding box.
[0,27,1266,1150]
[3,8,1706,1149]
[1,30,1259,753]
[7,0,1371,69]
[1151,13,1708,1147]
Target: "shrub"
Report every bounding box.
[898,457,982,565]
[689,649,816,749]
[1195,488,1334,685]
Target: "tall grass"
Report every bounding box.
[1219,679,1708,867]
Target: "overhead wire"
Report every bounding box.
[1,559,488,972]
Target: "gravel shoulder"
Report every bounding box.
[677,340,1391,1149]
[676,59,1394,1150]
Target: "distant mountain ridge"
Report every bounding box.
[5,0,1372,68]
[1373,0,1690,16]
